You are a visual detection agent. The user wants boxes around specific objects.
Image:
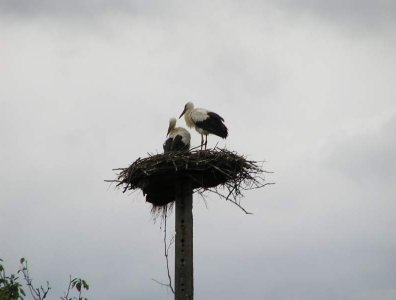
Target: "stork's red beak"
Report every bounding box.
[166,127,171,136]
[179,107,187,119]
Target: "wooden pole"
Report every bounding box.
[175,180,193,300]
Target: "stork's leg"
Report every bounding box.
[200,134,203,150]
[204,134,208,150]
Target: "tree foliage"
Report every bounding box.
[0,258,89,300]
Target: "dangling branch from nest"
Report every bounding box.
[106,147,273,215]
[151,211,175,295]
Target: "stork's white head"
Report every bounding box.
[179,102,194,119]
[167,117,177,136]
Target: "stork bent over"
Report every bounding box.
[179,102,228,150]
[163,118,191,152]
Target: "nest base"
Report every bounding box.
[113,148,266,208]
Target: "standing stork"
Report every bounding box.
[163,118,191,152]
[179,102,228,150]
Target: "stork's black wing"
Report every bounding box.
[195,112,228,138]
[208,111,224,122]
[163,137,173,153]
[172,135,189,151]
[163,135,189,152]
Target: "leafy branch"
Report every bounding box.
[0,258,89,300]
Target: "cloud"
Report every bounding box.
[2,0,395,29]
[0,1,395,299]
[0,0,163,17]
[276,0,396,23]
[322,114,396,185]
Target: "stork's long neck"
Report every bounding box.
[184,109,195,128]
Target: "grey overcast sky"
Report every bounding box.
[1,1,396,299]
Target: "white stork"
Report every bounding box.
[179,102,228,150]
[163,117,191,152]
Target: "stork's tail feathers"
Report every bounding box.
[216,123,228,139]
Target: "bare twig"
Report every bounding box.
[152,212,175,294]
[226,199,253,215]
[203,188,253,214]
[19,259,50,300]
[163,214,175,294]
[61,275,73,300]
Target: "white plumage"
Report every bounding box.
[163,118,191,152]
[179,102,228,149]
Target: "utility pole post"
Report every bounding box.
[175,180,194,300]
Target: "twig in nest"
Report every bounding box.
[107,148,273,215]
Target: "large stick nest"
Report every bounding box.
[109,147,271,213]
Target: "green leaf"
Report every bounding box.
[82,280,89,290]
[20,288,26,296]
